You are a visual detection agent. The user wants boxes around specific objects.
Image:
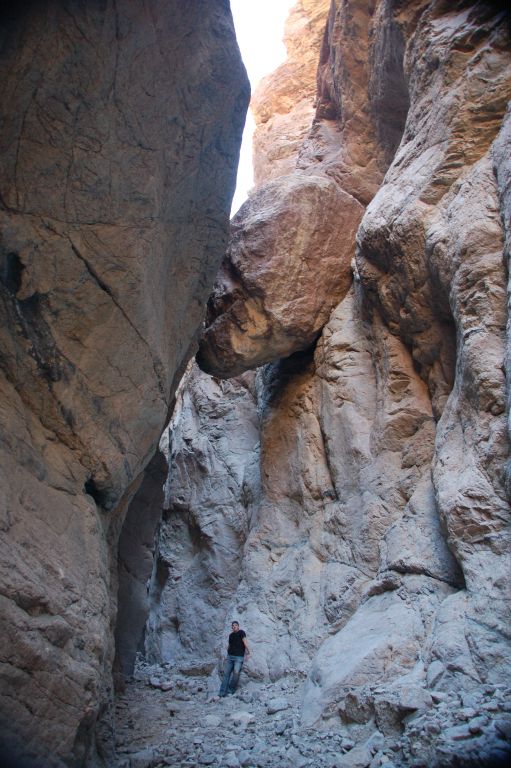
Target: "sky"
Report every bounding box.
[229,0,296,215]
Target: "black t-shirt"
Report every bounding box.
[228,629,246,656]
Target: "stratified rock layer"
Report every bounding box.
[0,1,249,765]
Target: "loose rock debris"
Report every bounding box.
[111,662,511,768]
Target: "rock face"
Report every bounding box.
[152,0,511,764]
[144,363,260,670]
[0,1,248,765]
[251,0,330,186]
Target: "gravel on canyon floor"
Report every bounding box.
[111,662,511,768]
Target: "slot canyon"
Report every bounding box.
[1,1,511,767]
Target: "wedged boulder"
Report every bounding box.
[197,173,364,377]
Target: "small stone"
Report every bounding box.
[267,697,290,715]
[468,716,487,734]
[494,715,511,740]
[230,711,256,725]
[174,691,192,701]
[204,714,222,727]
[225,744,243,752]
[456,707,476,721]
[336,743,373,768]
[366,731,385,754]
[443,723,472,741]
[426,660,445,688]
[237,750,252,768]
[239,692,253,704]
[199,754,216,766]
[129,748,157,768]
[460,691,480,708]
[149,676,161,688]
[286,746,309,768]
[397,687,432,712]
[223,752,240,768]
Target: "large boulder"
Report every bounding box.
[197,173,364,378]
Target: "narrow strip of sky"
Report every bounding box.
[230,0,295,215]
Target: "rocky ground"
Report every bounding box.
[112,662,511,768]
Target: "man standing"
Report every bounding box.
[219,621,250,697]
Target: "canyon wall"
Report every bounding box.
[0,1,249,765]
[251,0,330,186]
[152,0,511,764]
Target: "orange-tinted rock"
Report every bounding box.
[297,0,413,205]
[252,0,330,185]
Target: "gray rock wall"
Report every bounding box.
[149,0,511,761]
[0,1,249,765]
[145,364,260,672]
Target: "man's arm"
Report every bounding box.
[242,636,251,657]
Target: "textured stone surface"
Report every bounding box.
[144,363,260,669]
[5,0,505,763]
[197,173,363,377]
[251,0,330,186]
[298,0,412,205]
[111,664,511,768]
[152,0,511,764]
[0,1,248,765]
[355,1,511,699]
[114,451,167,680]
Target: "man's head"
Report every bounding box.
[231,621,240,632]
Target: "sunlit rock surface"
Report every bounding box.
[0,1,249,764]
[251,0,330,186]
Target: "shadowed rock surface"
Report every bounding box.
[144,362,260,671]
[0,1,249,765]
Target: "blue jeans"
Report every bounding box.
[219,654,244,696]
